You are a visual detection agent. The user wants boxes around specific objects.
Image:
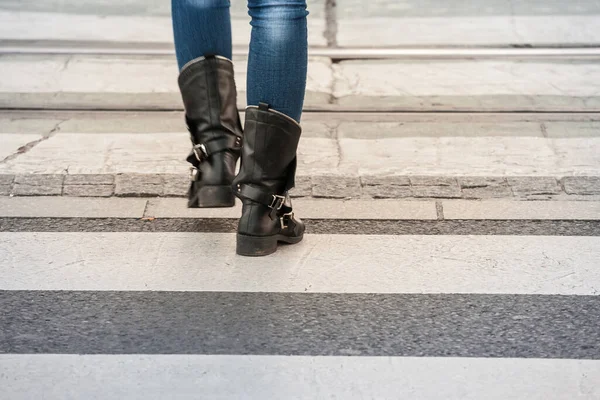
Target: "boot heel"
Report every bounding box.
[189,185,235,208]
[236,233,278,257]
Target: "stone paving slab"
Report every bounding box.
[563,177,600,196]
[0,134,42,160]
[144,198,437,220]
[1,174,599,201]
[0,197,147,217]
[338,136,600,177]
[336,0,600,17]
[338,122,546,139]
[3,111,600,135]
[0,112,336,138]
[3,11,599,49]
[1,196,597,221]
[0,11,327,46]
[1,130,599,177]
[3,55,600,112]
[8,0,598,19]
[333,60,600,111]
[12,174,64,196]
[443,200,600,220]
[0,134,340,175]
[0,54,332,110]
[337,16,600,47]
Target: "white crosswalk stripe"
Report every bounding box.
[1,233,599,295]
[1,355,599,400]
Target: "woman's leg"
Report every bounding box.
[246,0,308,122]
[172,0,243,208]
[171,0,233,69]
[233,0,308,256]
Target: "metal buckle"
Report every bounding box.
[189,166,199,181]
[280,211,294,229]
[192,144,208,162]
[269,195,286,210]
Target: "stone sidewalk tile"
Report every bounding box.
[337,121,545,139]
[459,177,512,199]
[336,16,600,47]
[0,134,43,160]
[361,175,412,199]
[63,184,114,197]
[312,175,362,199]
[3,173,600,201]
[0,174,15,185]
[507,177,561,199]
[290,176,313,198]
[443,200,600,220]
[411,185,462,199]
[562,177,600,195]
[339,136,600,177]
[336,1,600,18]
[64,174,115,185]
[3,133,599,177]
[409,176,461,199]
[0,197,148,218]
[0,54,332,110]
[332,60,600,111]
[0,132,190,174]
[0,11,327,46]
[162,174,189,197]
[12,174,63,196]
[63,174,115,197]
[544,121,600,138]
[410,177,456,187]
[115,174,163,197]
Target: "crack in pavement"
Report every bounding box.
[0,120,65,164]
[332,121,343,168]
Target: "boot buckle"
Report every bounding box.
[189,166,199,181]
[280,211,294,229]
[269,195,286,211]
[192,144,208,162]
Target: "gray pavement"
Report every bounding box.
[3,2,600,49]
[6,0,599,18]
[2,291,599,357]
[1,114,600,195]
[3,54,600,112]
[2,173,600,201]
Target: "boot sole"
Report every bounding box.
[188,185,235,208]
[236,233,304,257]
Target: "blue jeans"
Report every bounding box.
[172,0,308,122]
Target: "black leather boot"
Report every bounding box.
[233,103,305,256]
[178,55,243,208]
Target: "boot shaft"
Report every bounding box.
[178,55,242,142]
[179,56,243,208]
[234,103,302,195]
[234,103,304,240]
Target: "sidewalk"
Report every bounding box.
[2,111,600,201]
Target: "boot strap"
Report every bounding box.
[186,135,242,169]
[236,184,292,220]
